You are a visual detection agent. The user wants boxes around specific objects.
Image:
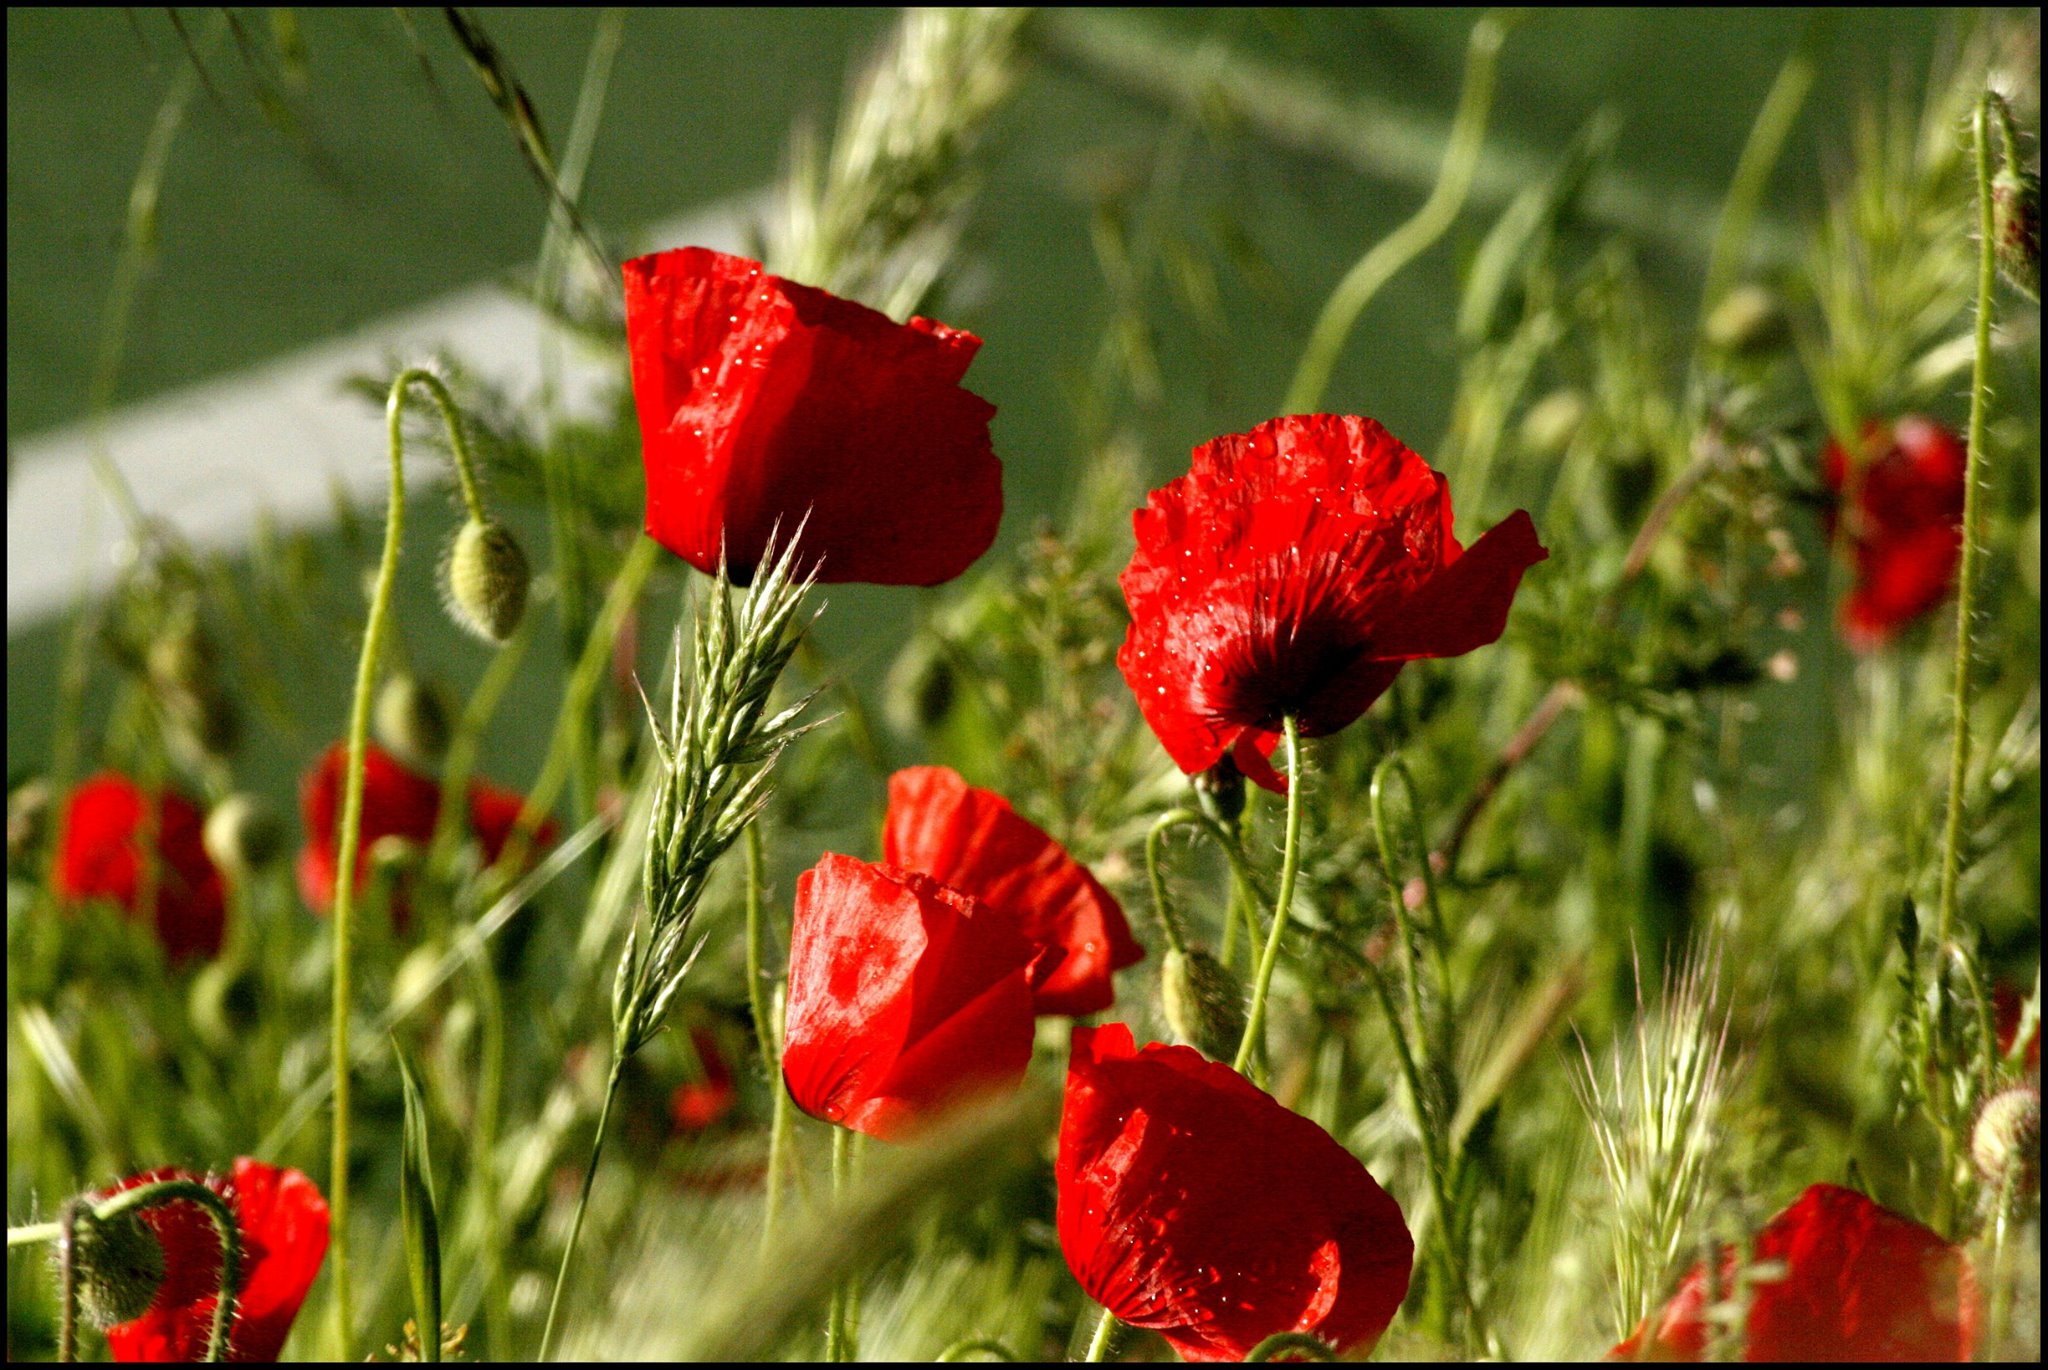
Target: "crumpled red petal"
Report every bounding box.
[1821,416,1966,653]
[883,766,1144,1016]
[1118,414,1545,791]
[104,1157,330,1363]
[1612,1183,1976,1362]
[781,853,1039,1141]
[1057,1023,1413,1361]
[54,773,225,962]
[624,246,1002,586]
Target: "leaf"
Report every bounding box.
[395,1044,443,1363]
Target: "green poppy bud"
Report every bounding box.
[203,793,283,876]
[1161,946,1247,1062]
[1993,165,2040,302]
[1703,284,1788,355]
[1973,1085,2041,1204]
[67,1206,166,1329]
[375,675,454,771]
[443,518,529,643]
[1194,757,1246,827]
[188,960,262,1050]
[1519,389,1588,458]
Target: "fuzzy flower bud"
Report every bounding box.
[203,793,283,876]
[1704,284,1788,355]
[188,960,262,1049]
[1161,946,1247,1062]
[375,675,453,771]
[1993,165,2040,302]
[1973,1085,2041,1203]
[66,1205,166,1329]
[443,518,529,643]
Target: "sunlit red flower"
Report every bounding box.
[1821,417,1967,652]
[104,1157,329,1362]
[1613,1183,1975,1362]
[883,765,1143,1016]
[1057,1023,1412,1361]
[1119,414,1546,792]
[296,743,556,919]
[54,773,225,962]
[624,245,1002,586]
[781,853,1044,1141]
[671,1025,739,1133]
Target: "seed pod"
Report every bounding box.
[1161,946,1247,1062]
[376,675,454,771]
[188,960,262,1049]
[1993,165,2040,302]
[1973,1085,2041,1203]
[66,1205,166,1329]
[1519,389,1587,458]
[1704,284,1788,355]
[443,518,529,643]
[1193,757,1246,827]
[203,793,283,876]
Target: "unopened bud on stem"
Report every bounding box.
[376,675,454,770]
[443,518,529,643]
[66,1205,166,1329]
[204,793,283,876]
[1974,1085,2040,1205]
[1162,946,1247,1062]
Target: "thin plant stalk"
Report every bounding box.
[1935,92,1999,950]
[1084,1306,1121,1363]
[538,1061,624,1361]
[825,1126,855,1361]
[330,368,490,1358]
[1281,10,1513,414]
[1235,718,1304,1074]
[744,821,792,1250]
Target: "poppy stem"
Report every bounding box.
[538,1058,622,1361]
[55,1200,79,1363]
[744,821,793,1251]
[825,1126,859,1361]
[90,1179,242,1363]
[1143,809,1202,954]
[1234,718,1304,1075]
[1083,1306,1122,1362]
[1933,93,1998,955]
[7,1221,62,1247]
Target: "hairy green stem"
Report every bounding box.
[1144,809,1204,954]
[1281,10,1513,414]
[91,1179,242,1362]
[1084,1306,1121,1362]
[538,1061,623,1360]
[937,1337,1020,1361]
[1235,719,1304,1074]
[8,1221,63,1247]
[1935,93,1999,950]
[56,1201,78,1363]
[826,1126,856,1361]
[744,821,792,1251]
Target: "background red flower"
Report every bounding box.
[780,853,1041,1141]
[883,765,1143,1016]
[1119,413,1546,791]
[671,1024,739,1133]
[296,742,556,918]
[54,773,225,962]
[1821,416,1967,652]
[103,1157,330,1363]
[1057,1023,1413,1361]
[624,245,1002,586]
[1613,1183,1976,1362]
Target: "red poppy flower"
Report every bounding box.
[1119,414,1546,792]
[54,773,225,962]
[1994,983,2040,1072]
[1058,1023,1413,1361]
[296,743,557,919]
[671,1025,739,1133]
[1613,1183,1975,1362]
[883,765,1144,1017]
[781,853,1044,1141]
[103,1157,329,1362]
[624,245,1002,586]
[1821,417,1967,652]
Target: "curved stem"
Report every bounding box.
[56,1201,79,1363]
[1281,10,1513,414]
[538,1061,622,1361]
[1371,759,1454,1056]
[1083,1306,1120,1362]
[1143,809,1202,954]
[91,1179,241,1362]
[1245,1331,1337,1362]
[937,1337,1019,1362]
[1235,718,1304,1074]
[1935,94,1998,950]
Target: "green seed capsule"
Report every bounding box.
[203,793,283,875]
[1162,946,1247,1062]
[376,675,454,771]
[67,1207,167,1329]
[443,518,529,643]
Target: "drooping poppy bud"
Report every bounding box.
[1820,417,1967,652]
[1159,946,1246,1062]
[1058,1024,1413,1361]
[1118,414,1546,792]
[374,674,454,771]
[443,517,529,643]
[202,793,283,878]
[1992,162,2040,302]
[1612,1183,1976,1362]
[882,766,1143,1016]
[624,246,1002,586]
[55,774,226,962]
[67,1207,166,1330]
[101,1159,330,1363]
[781,853,1043,1140]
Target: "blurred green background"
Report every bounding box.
[5,7,1954,807]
